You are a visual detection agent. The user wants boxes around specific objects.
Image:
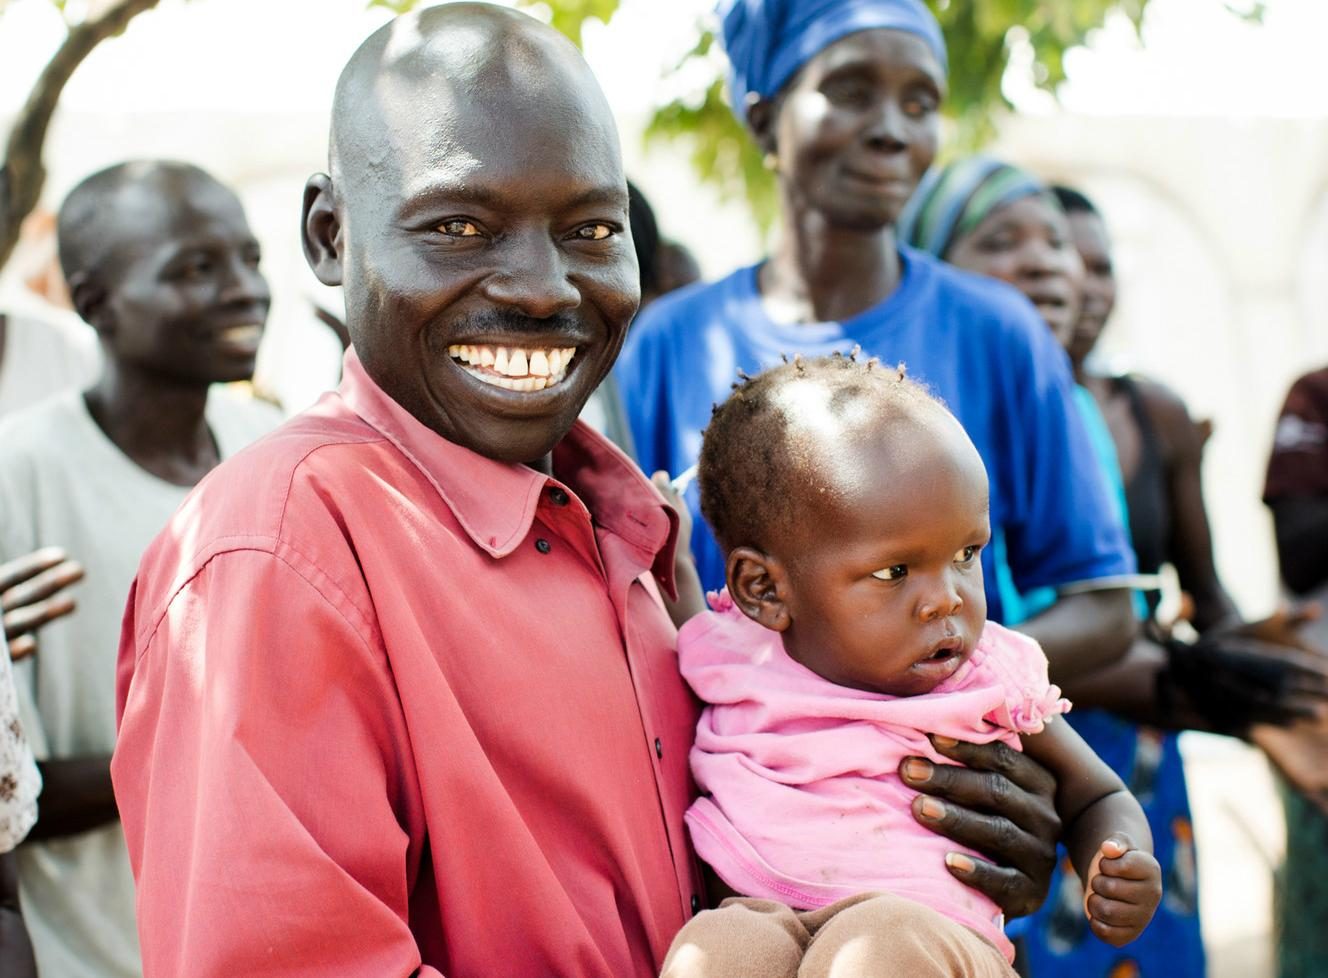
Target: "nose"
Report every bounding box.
[480,229,581,320]
[863,98,908,152]
[917,571,964,623]
[220,254,271,313]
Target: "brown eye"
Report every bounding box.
[954,546,979,564]
[575,224,614,241]
[440,219,482,237]
[872,565,908,581]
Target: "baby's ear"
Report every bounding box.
[728,547,792,632]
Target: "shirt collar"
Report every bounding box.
[336,349,679,592]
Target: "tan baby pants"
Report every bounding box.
[660,892,1017,978]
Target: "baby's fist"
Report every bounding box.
[1083,835,1162,947]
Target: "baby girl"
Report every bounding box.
[661,353,1161,977]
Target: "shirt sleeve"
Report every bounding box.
[0,633,39,853]
[112,549,444,978]
[995,317,1137,594]
[1265,370,1328,501]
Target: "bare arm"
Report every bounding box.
[1139,380,1239,631]
[1016,589,1136,684]
[1022,719,1160,946]
[26,755,117,841]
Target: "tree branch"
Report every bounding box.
[0,0,163,272]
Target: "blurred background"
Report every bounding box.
[1,0,1321,973]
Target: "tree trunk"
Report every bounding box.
[0,0,163,273]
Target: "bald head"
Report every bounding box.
[329,4,617,197]
[58,161,240,287]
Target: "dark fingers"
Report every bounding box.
[0,547,71,593]
[926,735,1059,798]
[4,596,77,640]
[0,559,84,612]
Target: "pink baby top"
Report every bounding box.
[680,591,1070,962]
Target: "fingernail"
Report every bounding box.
[902,758,933,783]
[931,735,958,748]
[1102,838,1127,857]
[919,797,946,821]
[945,852,974,874]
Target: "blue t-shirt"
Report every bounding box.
[616,247,1136,624]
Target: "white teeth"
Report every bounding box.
[450,344,579,391]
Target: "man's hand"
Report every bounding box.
[900,735,1061,918]
[1082,835,1161,947]
[1,547,84,660]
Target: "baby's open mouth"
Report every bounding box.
[448,343,577,393]
[922,637,963,662]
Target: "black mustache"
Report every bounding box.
[445,309,587,341]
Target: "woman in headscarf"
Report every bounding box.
[903,159,1328,978]
[617,0,1138,939]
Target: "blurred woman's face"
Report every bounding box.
[946,194,1084,346]
[765,28,945,231]
[1065,210,1117,368]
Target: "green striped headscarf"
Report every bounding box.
[897,156,1047,259]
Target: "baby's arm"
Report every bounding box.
[1021,720,1162,947]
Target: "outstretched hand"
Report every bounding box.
[1160,630,1328,736]
[1,547,84,660]
[900,735,1061,918]
[1083,834,1161,947]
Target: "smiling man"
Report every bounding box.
[0,160,279,978]
[112,7,699,978]
[111,7,1068,977]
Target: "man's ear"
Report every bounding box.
[302,173,344,287]
[727,545,792,632]
[66,272,111,337]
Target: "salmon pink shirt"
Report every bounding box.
[112,350,703,978]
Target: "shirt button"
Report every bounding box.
[654,738,663,759]
[535,538,552,555]
[549,487,569,506]
[691,894,702,915]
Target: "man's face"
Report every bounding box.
[97,178,269,385]
[329,55,639,466]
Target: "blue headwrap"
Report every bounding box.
[897,156,1047,259]
[717,0,948,117]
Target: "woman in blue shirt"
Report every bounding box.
[617,0,1137,688]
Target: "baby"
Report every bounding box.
[661,353,1161,978]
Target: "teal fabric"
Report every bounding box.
[1276,780,1328,978]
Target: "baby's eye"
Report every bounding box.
[954,545,979,564]
[439,219,483,237]
[871,565,908,581]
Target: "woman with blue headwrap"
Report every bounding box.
[617,0,1138,939]
[901,157,1208,978]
